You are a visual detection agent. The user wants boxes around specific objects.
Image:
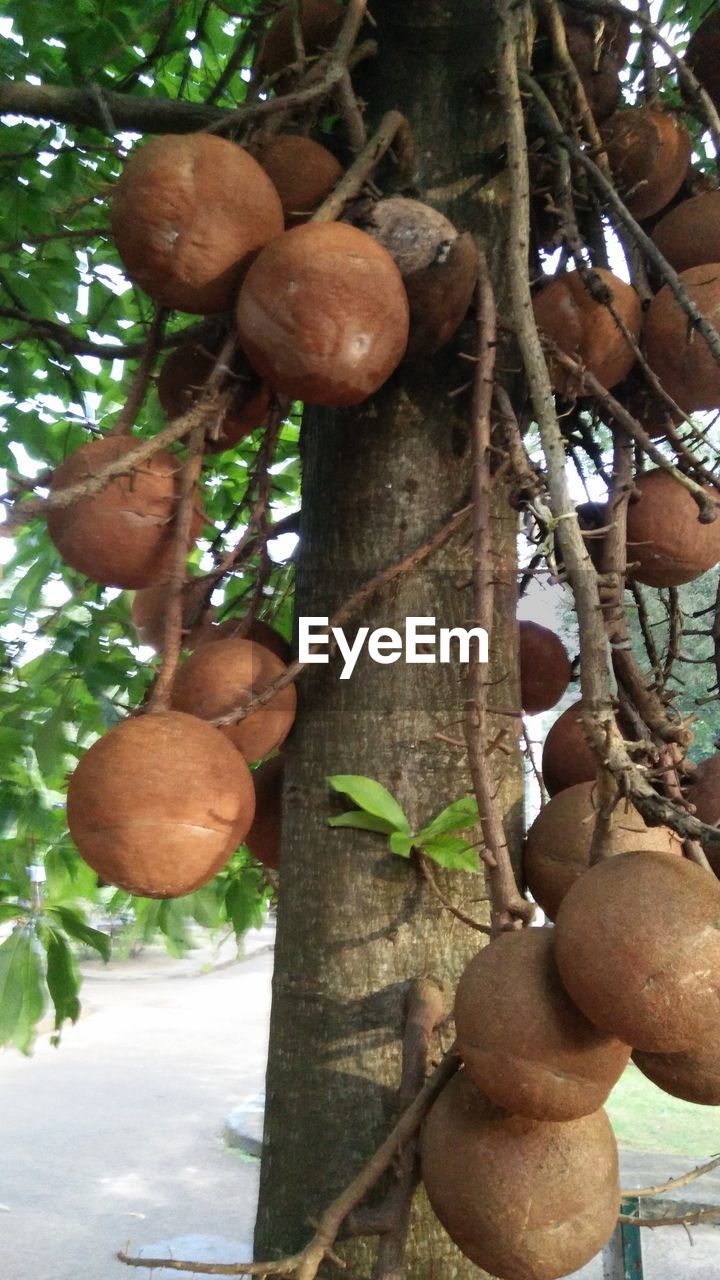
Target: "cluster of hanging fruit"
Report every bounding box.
[49,0,483,905]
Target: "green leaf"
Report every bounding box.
[327,776,410,834]
[0,902,31,924]
[327,811,399,834]
[0,927,48,1054]
[388,832,415,858]
[47,905,111,961]
[420,835,480,873]
[416,795,480,842]
[42,927,81,1037]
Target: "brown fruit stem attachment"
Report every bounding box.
[147,425,206,715]
[148,333,237,712]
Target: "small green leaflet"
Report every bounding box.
[415,795,480,842]
[327,777,480,871]
[327,776,411,834]
[0,928,48,1054]
[41,927,82,1039]
[46,905,111,961]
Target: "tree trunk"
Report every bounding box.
[256,5,527,1274]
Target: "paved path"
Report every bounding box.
[1,925,718,1279]
[0,930,274,1280]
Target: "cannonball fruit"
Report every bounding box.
[626,468,720,588]
[652,192,720,275]
[542,701,597,796]
[633,1036,720,1106]
[255,0,344,85]
[111,134,284,314]
[421,1071,620,1280]
[554,851,720,1053]
[67,711,255,898]
[686,11,720,111]
[519,621,572,716]
[348,197,478,357]
[600,108,691,221]
[245,755,283,869]
[645,264,720,412]
[157,341,270,454]
[235,222,410,406]
[255,135,343,226]
[532,268,642,393]
[47,436,204,590]
[455,931,630,1121]
[523,781,682,920]
[170,637,296,763]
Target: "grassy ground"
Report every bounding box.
[606,1061,720,1157]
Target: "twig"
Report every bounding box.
[618,1206,720,1229]
[207,0,372,136]
[537,0,609,170]
[627,1153,720,1200]
[118,1044,461,1277]
[312,111,414,223]
[370,979,446,1280]
[417,852,491,936]
[4,382,232,532]
[464,253,533,933]
[210,504,472,726]
[110,307,166,436]
[147,427,206,714]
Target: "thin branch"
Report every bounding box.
[618,1206,720,1229]
[627,1153,720,1200]
[110,307,166,436]
[464,253,533,932]
[312,111,414,224]
[417,852,492,936]
[147,427,206,714]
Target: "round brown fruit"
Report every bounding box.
[170,637,296,763]
[455,931,630,1121]
[532,268,642,392]
[421,1071,620,1280]
[131,581,216,652]
[523,781,682,921]
[626,468,720,588]
[600,108,691,221]
[157,341,270,454]
[519,620,572,716]
[111,134,284,314]
[67,711,255,898]
[347,197,478,357]
[255,0,344,86]
[541,700,597,796]
[686,11,720,111]
[652,192,720,275]
[245,755,283,870]
[554,851,720,1052]
[47,436,204,590]
[645,264,720,412]
[684,753,720,876]
[633,1037,720,1106]
[255,135,343,226]
[235,222,410,406]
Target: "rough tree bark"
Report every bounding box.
[255,5,527,1274]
